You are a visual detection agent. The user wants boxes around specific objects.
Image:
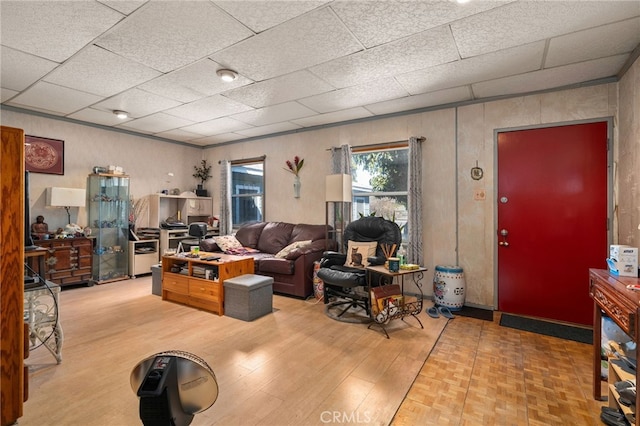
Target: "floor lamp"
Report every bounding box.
[325,174,352,252]
[47,187,86,225]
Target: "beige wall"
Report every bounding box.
[2,55,637,308]
[1,110,203,228]
[617,56,640,248]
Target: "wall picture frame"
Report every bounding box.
[25,135,64,175]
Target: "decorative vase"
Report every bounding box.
[293,175,301,198]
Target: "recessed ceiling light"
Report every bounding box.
[216,69,237,82]
[113,110,129,119]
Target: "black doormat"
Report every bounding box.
[499,314,592,344]
[454,306,494,321]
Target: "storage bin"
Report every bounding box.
[224,274,273,321]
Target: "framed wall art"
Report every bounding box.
[25,135,64,175]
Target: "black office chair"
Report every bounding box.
[181,222,208,251]
[317,216,402,322]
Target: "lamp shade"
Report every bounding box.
[47,187,86,207]
[325,174,352,202]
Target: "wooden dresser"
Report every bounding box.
[589,268,640,425]
[34,237,93,286]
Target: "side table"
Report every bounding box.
[24,282,63,364]
[366,265,427,338]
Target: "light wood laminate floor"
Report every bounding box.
[21,277,605,425]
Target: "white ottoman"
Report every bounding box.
[224,274,273,321]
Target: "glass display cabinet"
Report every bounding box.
[87,173,130,284]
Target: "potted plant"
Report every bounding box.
[193,159,212,196]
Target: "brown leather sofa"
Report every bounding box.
[201,222,336,298]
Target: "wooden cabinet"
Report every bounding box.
[162,253,254,315]
[1,125,26,426]
[589,269,640,425]
[129,239,159,278]
[34,237,93,287]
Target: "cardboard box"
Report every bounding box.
[609,245,638,277]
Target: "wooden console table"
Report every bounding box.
[589,268,640,425]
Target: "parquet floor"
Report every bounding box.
[394,310,607,426]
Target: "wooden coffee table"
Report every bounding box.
[161,252,254,315]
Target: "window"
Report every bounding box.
[231,160,264,227]
[351,145,408,240]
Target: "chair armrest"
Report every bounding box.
[319,252,347,268]
[368,255,386,266]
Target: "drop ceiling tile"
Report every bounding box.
[396,41,545,95]
[93,88,182,118]
[180,117,253,136]
[546,17,640,68]
[44,45,161,97]
[299,79,408,114]
[1,88,18,103]
[68,108,133,127]
[194,133,247,145]
[472,54,629,99]
[291,107,373,127]
[154,128,202,142]
[164,95,253,122]
[139,59,253,103]
[6,81,102,115]
[214,1,328,33]
[119,112,195,134]
[97,0,146,15]
[366,86,472,115]
[211,7,362,81]
[0,1,123,62]
[231,102,316,126]
[222,70,334,108]
[235,122,302,138]
[1,47,58,91]
[452,1,640,58]
[96,1,253,72]
[310,25,459,89]
[330,0,504,48]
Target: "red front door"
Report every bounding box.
[497,122,608,325]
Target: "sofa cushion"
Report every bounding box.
[215,235,243,252]
[291,224,329,242]
[235,221,267,248]
[275,240,311,258]
[257,222,295,254]
[199,238,219,252]
[259,257,294,275]
[344,240,378,268]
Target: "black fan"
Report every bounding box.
[130,350,218,426]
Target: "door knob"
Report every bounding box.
[499,229,509,247]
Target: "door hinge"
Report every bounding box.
[607,218,610,231]
[607,138,611,151]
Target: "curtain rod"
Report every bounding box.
[218,154,266,165]
[327,137,425,152]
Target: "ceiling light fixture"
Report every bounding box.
[113,110,129,119]
[216,69,237,82]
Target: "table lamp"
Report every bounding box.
[47,187,86,224]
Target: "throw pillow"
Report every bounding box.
[274,240,312,258]
[214,235,243,252]
[344,241,378,268]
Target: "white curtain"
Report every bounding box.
[219,160,232,235]
[407,136,423,265]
